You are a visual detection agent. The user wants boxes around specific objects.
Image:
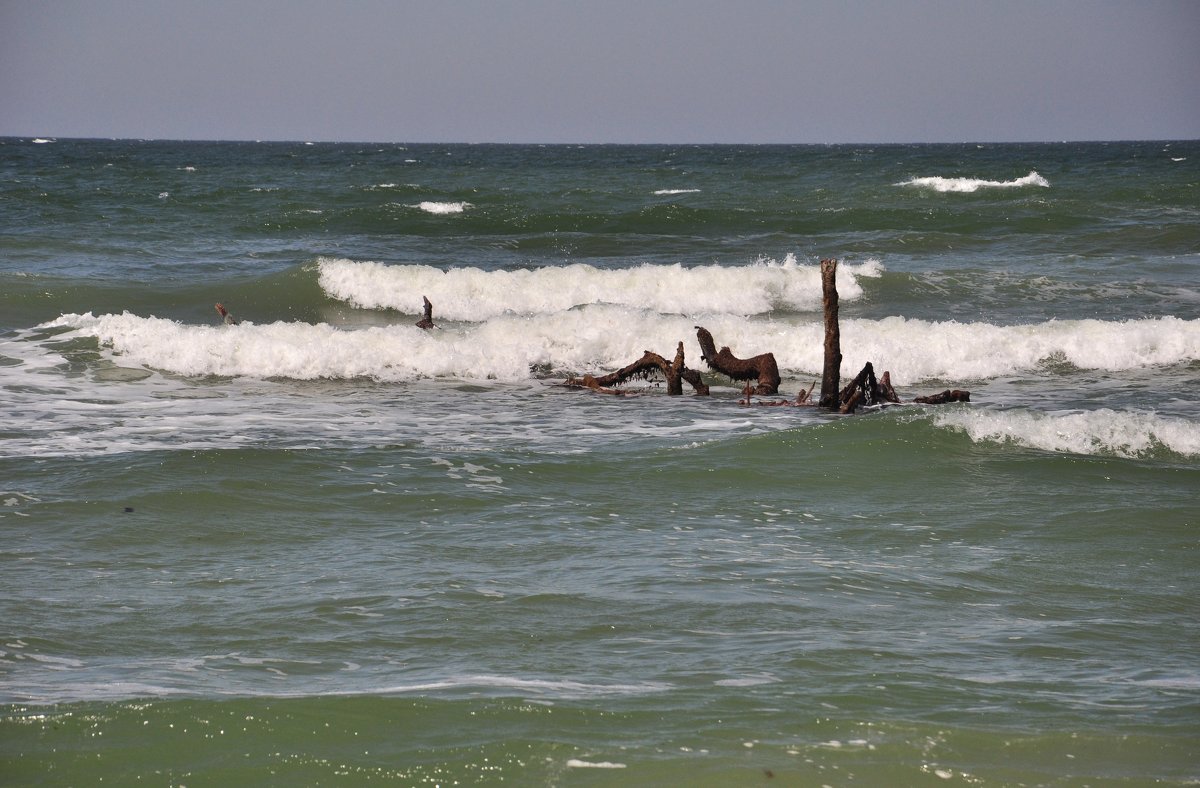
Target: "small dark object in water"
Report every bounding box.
[123,506,135,513]
[214,303,237,325]
[913,389,971,404]
[416,296,435,329]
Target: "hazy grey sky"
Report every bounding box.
[2,0,1197,143]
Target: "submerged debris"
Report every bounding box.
[564,258,970,410]
[416,295,436,330]
[214,302,237,325]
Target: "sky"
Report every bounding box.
[1,0,1197,144]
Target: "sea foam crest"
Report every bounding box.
[897,171,1049,193]
[370,675,668,698]
[43,311,1199,386]
[316,255,883,319]
[933,408,1200,458]
[47,312,539,382]
[416,201,471,214]
[803,315,1200,384]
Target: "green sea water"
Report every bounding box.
[1,139,1198,785]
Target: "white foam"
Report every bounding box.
[40,311,1200,388]
[49,312,522,381]
[4,321,771,458]
[714,674,779,687]
[653,188,701,195]
[317,255,882,319]
[933,408,1200,458]
[897,170,1049,193]
[415,201,471,214]
[373,675,669,697]
[793,314,1200,385]
[26,653,86,669]
[1132,675,1200,689]
[19,681,184,703]
[567,759,627,769]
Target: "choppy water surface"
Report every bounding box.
[1,138,1198,785]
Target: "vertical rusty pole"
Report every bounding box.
[819,258,842,409]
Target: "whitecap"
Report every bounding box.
[26,653,86,669]
[38,310,1200,389]
[415,201,471,214]
[714,673,779,687]
[789,314,1200,385]
[316,253,880,319]
[372,674,670,698]
[567,759,627,769]
[932,407,1200,458]
[897,170,1049,192]
[1132,675,1200,689]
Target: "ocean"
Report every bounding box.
[1,138,1197,785]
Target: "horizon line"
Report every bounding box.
[4,134,1198,147]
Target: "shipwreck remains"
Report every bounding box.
[694,326,781,395]
[214,302,237,325]
[913,389,972,405]
[563,257,969,410]
[416,296,436,330]
[567,342,709,396]
[818,258,841,408]
[815,258,970,412]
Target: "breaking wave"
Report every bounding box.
[316,255,883,319]
[416,201,471,214]
[40,310,1200,387]
[932,407,1200,459]
[897,171,1050,193]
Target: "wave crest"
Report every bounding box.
[897,171,1049,193]
[415,201,471,214]
[41,310,1199,386]
[316,255,882,320]
[933,408,1200,458]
